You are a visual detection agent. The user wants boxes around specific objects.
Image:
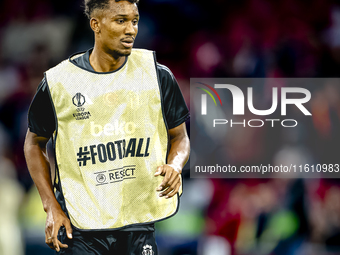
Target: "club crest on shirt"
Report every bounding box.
[142,244,154,255]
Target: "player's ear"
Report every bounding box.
[90,17,101,34]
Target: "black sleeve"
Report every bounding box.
[28,77,56,138]
[157,64,190,129]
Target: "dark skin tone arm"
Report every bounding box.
[24,130,72,252]
[155,122,190,198]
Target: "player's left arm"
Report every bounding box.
[154,122,190,198]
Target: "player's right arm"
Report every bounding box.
[24,130,72,252]
[24,78,72,251]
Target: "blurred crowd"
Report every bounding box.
[1,0,340,254]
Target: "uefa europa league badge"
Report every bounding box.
[142,244,154,255]
[72,92,86,107]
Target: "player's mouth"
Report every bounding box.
[121,38,134,48]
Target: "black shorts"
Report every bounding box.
[57,227,158,255]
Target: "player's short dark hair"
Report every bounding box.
[84,0,139,19]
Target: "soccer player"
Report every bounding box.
[23,0,190,254]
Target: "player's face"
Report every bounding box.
[98,0,139,57]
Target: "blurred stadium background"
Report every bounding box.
[1,0,340,254]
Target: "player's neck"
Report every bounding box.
[89,46,126,73]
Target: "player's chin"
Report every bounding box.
[119,47,133,56]
[112,48,132,58]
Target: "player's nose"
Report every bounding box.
[125,21,137,35]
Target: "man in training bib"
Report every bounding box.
[24,0,190,254]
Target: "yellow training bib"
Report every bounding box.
[45,49,178,230]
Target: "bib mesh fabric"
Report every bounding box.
[45,49,178,230]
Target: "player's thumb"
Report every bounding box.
[154,166,164,176]
[64,221,73,239]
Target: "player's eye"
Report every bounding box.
[132,19,138,25]
[116,19,124,24]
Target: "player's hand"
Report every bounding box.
[45,204,73,252]
[154,164,181,199]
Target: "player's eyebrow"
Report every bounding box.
[114,14,139,18]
